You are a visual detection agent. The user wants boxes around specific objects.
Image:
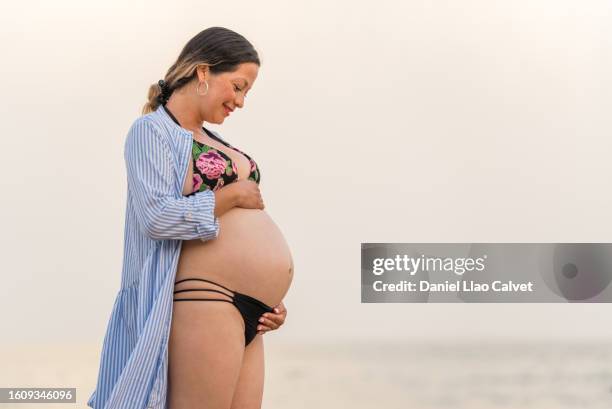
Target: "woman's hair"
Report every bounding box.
[142,27,260,114]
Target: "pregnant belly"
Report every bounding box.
[176,208,294,307]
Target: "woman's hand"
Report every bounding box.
[234,180,265,210]
[257,301,287,335]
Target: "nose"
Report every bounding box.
[234,94,245,109]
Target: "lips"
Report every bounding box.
[223,105,234,115]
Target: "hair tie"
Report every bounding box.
[157,79,171,105]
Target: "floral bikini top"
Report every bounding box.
[162,105,261,194]
[191,130,261,193]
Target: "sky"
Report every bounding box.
[1,0,611,345]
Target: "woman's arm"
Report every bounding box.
[124,118,235,241]
[213,185,239,218]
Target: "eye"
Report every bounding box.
[234,85,243,92]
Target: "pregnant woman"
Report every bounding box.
[88,27,293,409]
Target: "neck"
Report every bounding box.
[163,91,204,134]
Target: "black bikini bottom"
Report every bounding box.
[173,277,274,346]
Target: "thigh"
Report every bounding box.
[230,334,265,409]
[168,301,246,409]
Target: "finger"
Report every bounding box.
[263,312,285,325]
[264,312,285,323]
[268,311,286,321]
[267,315,284,326]
[259,317,279,329]
[257,324,271,332]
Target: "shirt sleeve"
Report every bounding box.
[124,118,220,241]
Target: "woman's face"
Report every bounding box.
[197,62,259,124]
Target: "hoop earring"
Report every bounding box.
[196,81,209,96]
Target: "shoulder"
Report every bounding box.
[127,113,164,139]
[125,108,179,149]
[124,114,172,158]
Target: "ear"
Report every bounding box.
[196,65,209,82]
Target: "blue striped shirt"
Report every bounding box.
[88,105,221,409]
